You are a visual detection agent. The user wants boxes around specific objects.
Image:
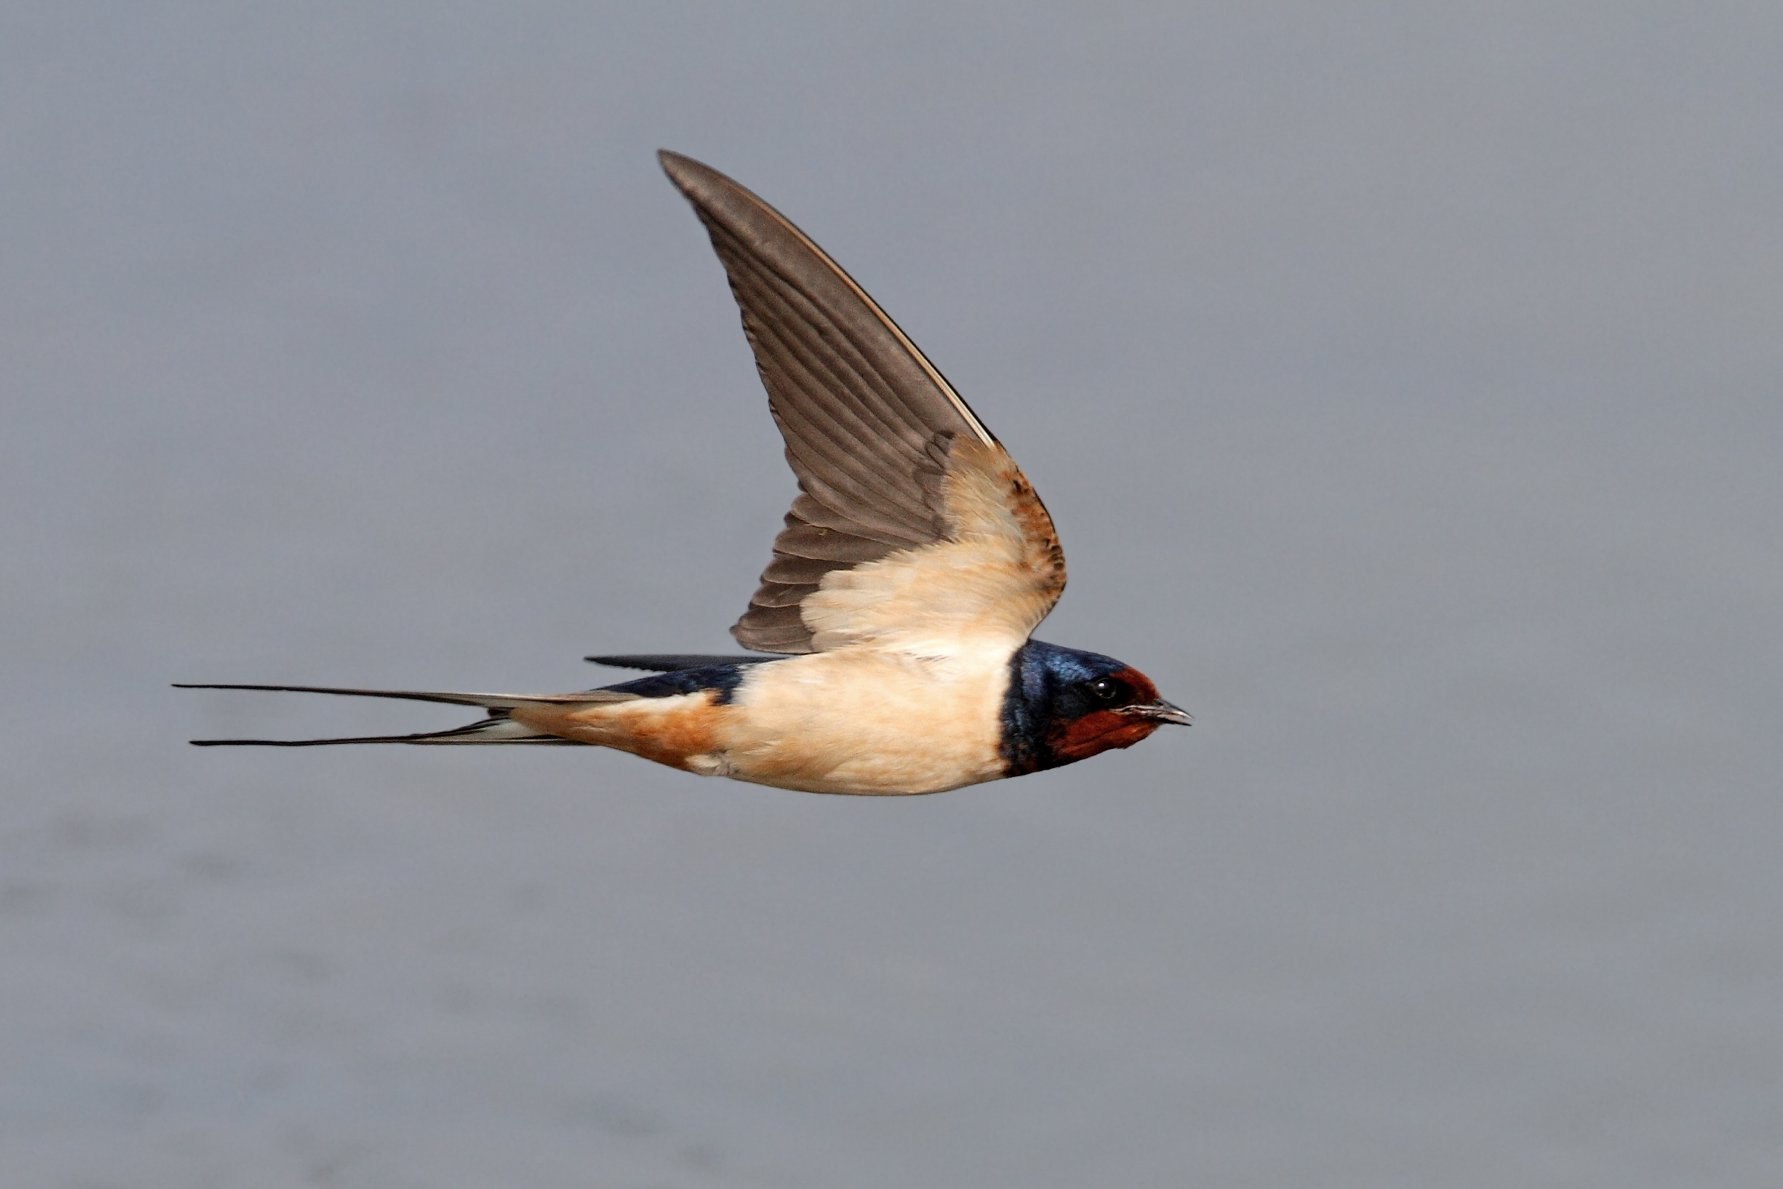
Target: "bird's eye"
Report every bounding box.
[1087,677,1125,703]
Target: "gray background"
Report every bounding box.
[7,4,1780,1186]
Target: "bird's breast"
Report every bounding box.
[716,649,1013,795]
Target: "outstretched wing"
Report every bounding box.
[659,151,1067,655]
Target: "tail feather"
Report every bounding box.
[187,718,581,748]
[174,682,630,747]
[172,683,616,710]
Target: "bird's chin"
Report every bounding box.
[1052,710,1162,763]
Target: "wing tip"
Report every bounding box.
[658,148,717,197]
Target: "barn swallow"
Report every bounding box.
[178,151,1190,795]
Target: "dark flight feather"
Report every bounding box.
[586,654,779,672]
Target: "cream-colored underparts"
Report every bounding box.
[716,649,1010,795]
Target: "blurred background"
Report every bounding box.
[6,4,1780,1186]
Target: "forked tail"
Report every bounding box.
[173,683,615,746]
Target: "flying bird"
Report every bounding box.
[178,151,1190,795]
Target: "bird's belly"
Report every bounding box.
[716,653,1010,795]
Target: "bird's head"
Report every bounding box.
[1000,640,1191,775]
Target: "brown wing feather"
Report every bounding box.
[659,151,1066,653]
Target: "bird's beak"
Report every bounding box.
[1124,699,1193,726]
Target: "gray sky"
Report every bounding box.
[7,4,1781,1186]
